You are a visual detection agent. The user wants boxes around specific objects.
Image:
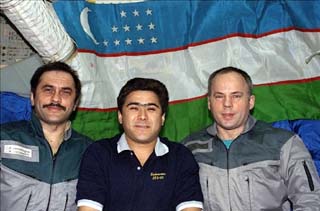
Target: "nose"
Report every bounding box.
[223,96,232,108]
[51,90,62,103]
[137,107,147,120]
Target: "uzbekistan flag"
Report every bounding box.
[52,0,320,141]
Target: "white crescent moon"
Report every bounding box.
[80,7,99,45]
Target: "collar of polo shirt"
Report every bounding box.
[117,133,169,156]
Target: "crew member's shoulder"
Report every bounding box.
[1,120,30,133]
[160,137,193,154]
[182,127,212,144]
[255,120,295,136]
[253,120,295,147]
[86,134,121,151]
[70,129,94,145]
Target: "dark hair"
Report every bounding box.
[30,62,81,103]
[208,66,253,96]
[117,78,169,114]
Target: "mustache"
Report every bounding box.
[43,103,66,111]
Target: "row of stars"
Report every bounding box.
[102,37,158,47]
[120,8,153,18]
[111,22,155,33]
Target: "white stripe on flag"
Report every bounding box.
[71,30,320,109]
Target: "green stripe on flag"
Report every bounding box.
[71,110,120,141]
[253,80,320,122]
[72,80,320,141]
[161,97,213,142]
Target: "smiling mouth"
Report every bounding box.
[135,124,149,128]
[47,106,65,111]
[222,113,234,119]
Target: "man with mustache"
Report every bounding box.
[1,62,93,211]
[182,66,320,210]
[76,78,203,211]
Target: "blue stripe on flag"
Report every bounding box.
[53,0,320,54]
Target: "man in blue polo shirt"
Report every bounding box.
[76,78,203,211]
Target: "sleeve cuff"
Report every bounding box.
[176,200,203,211]
[77,199,103,211]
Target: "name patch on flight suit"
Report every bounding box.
[150,172,166,180]
[1,140,39,162]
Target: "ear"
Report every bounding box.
[249,95,255,110]
[30,92,35,106]
[161,113,166,126]
[118,110,123,124]
[73,99,80,111]
[207,96,211,111]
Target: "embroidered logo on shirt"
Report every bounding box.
[150,172,166,180]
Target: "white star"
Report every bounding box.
[120,10,127,18]
[123,24,130,32]
[111,26,118,33]
[125,38,132,45]
[136,24,143,31]
[137,38,145,44]
[103,40,109,46]
[148,22,155,30]
[133,9,139,16]
[146,9,152,16]
[114,40,120,46]
[150,37,157,43]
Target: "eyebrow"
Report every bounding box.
[61,87,73,92]
[41,84,73,90]
[41,84,53,88]
[213,91,244,95]
[126,102,160,108]
[231,91,244,95]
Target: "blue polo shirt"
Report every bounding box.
[76,134,203,211]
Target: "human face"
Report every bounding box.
[31,70,78,126]
[208,71,255,138]
[118,90,165,145]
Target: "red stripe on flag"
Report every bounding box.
[78,76,319,112]
[255,76,320,86]
[77,27,320,57]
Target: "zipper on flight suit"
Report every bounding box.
[303,160,314,191]
[245,176,252,211]
[24,193,32,211]
[224,142,232,211]
[63,193,69,211]
[46,155,56,211]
